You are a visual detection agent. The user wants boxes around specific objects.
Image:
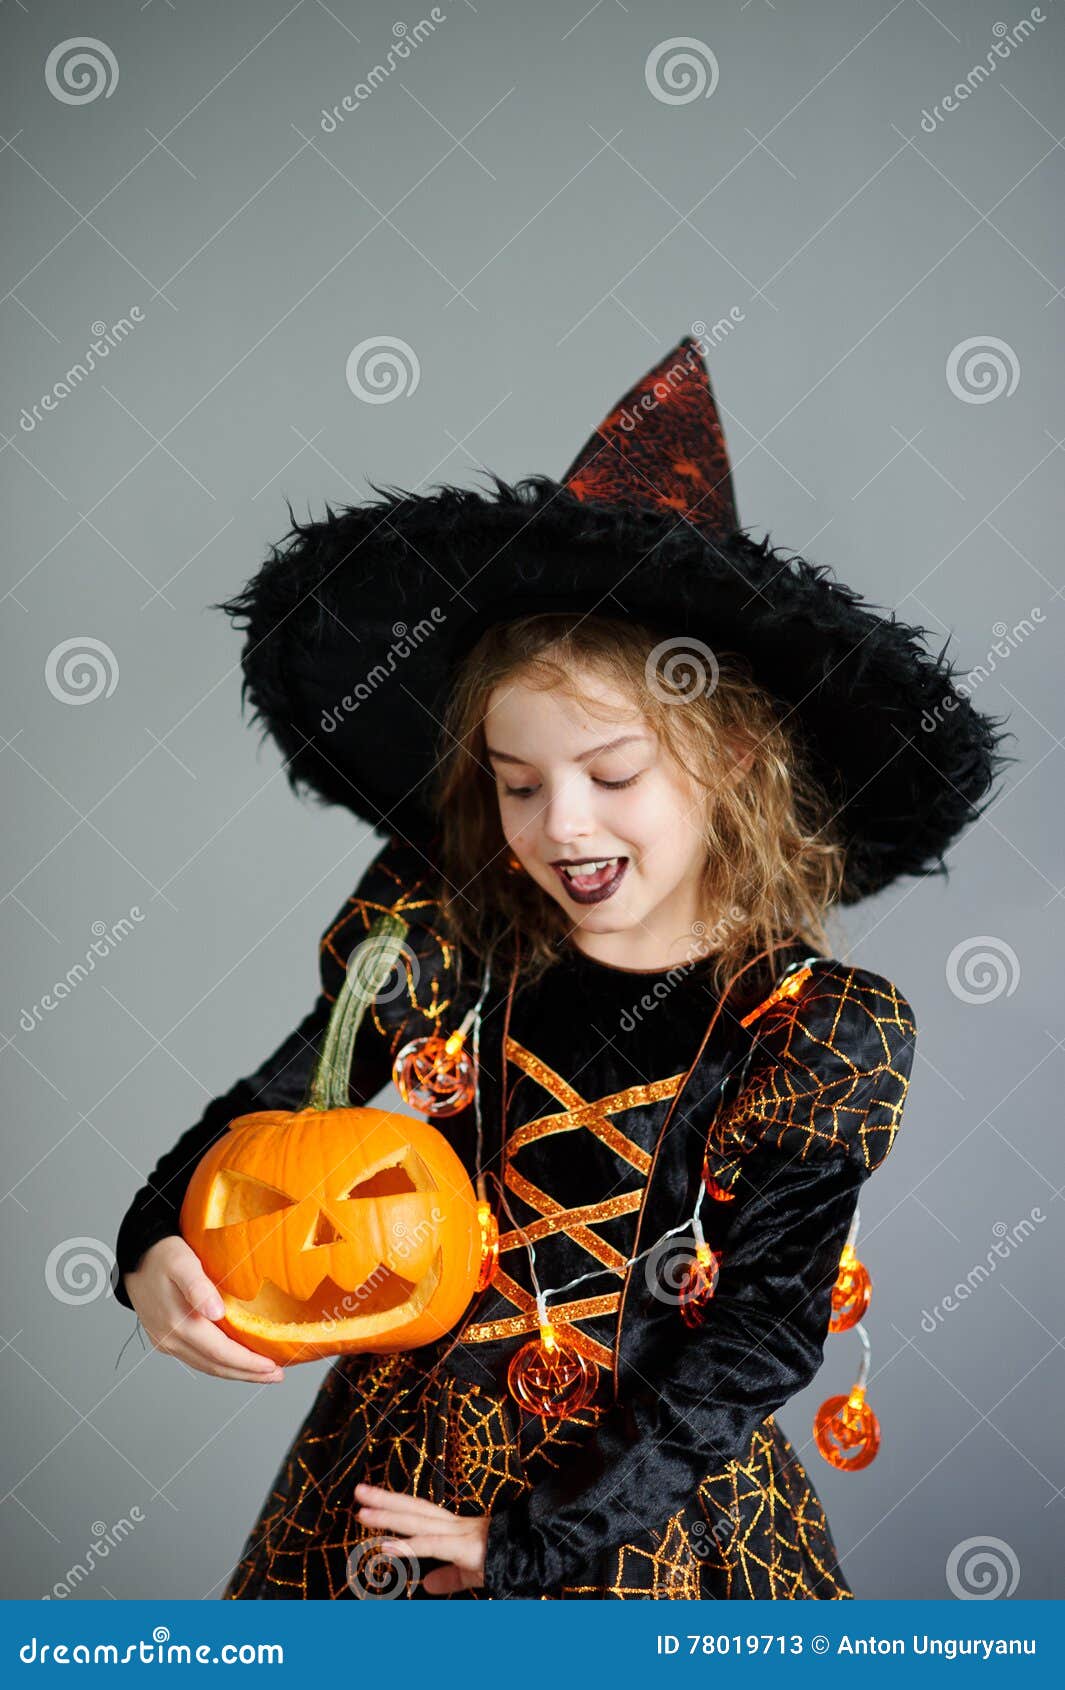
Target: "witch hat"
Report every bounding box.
[217,333,1011,904]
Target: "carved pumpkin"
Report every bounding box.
[181,1106,481,1364]
[179,910,482,1365]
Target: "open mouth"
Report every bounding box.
[226,1254,443,1340]
[552,856,629,904]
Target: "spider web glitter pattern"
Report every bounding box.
[706,967,917,1189]
[223,1351,853,1600]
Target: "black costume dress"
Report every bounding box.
[113,834,917,1600]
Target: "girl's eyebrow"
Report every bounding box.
[484,733,650,765]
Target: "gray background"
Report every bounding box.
[2,0,1062,1602]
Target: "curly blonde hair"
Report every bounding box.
[429,612,847,995]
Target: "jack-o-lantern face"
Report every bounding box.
[180,1106,481,1365]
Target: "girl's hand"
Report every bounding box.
[124,1236,285,1384]
[354,1481,489,1594]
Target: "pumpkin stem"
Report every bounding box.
[307,912,411,1111]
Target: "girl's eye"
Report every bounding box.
[502,774,642,799]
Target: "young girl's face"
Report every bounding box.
[484,663,713,969]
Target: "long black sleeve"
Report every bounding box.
[110,831,449,1310]
[481,963,918,1599]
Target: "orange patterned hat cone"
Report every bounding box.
[561,334,739,541]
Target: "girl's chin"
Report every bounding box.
[561,894,643,931]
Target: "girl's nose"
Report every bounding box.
[541,778,594,843]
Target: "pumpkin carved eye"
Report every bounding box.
[205,1171,295,1228]
[339,1160,424,1200]
[204,1154,431,1233]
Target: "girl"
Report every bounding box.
[112,336,1008,1599]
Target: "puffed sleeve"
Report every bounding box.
[480,963,917,1599]
[111,831,454,1309]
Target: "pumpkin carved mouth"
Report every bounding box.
[226,1255,443,1336]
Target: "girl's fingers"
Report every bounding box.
[358,1504,461,1534]
[379,1532,478,1570]
[176,1315,284,1377]
[421,1563,466,1596]
[171,1263,225,1322]
[354,1484,452,1523]
[172,1350,283,1384]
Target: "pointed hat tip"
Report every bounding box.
[560,329,738,540]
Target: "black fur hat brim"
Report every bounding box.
[216,475,1014,905]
